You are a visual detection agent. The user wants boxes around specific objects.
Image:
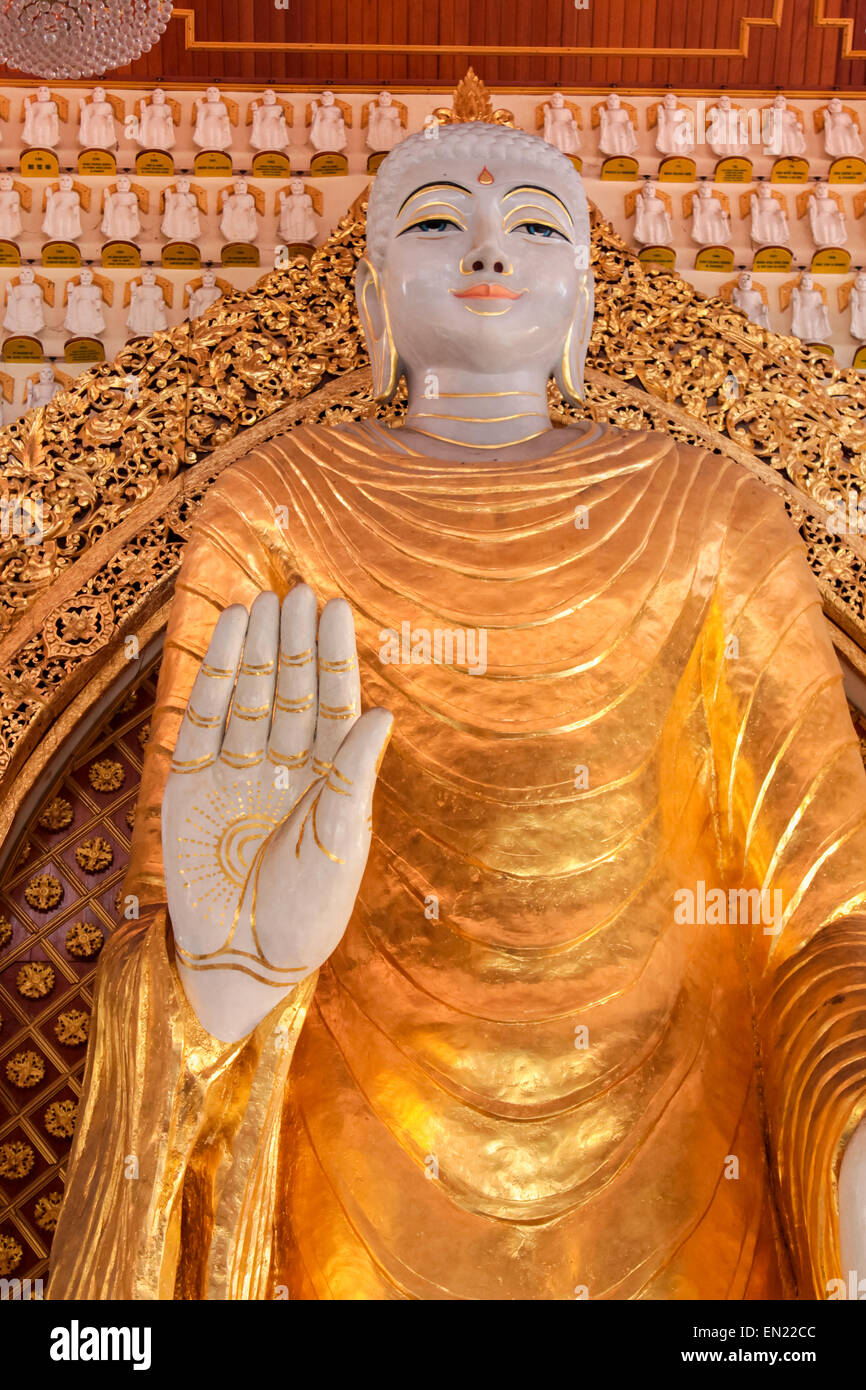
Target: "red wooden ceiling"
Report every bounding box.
[2,0,866,91]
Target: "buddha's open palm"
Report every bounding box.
[163,585,392,1041]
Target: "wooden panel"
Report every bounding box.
[1,0,865,91]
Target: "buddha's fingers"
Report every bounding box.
[220,591,279,770]
[268,583,317,777]
[315,708,393,867]
[171,605,247,774]
[312,598,362,779]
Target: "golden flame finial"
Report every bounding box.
[432,68,514,128]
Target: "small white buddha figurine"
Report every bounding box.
[23,86,60,147]
[78,87,117,148]
[706,93,749,158]
[0,174,23,239]
[542,92,581,155]
[309,90,347,152]
[598,93,638,156]
[42,175,83,240]
[633,183,673,245]
[64,266,106,335]
[3,267,46,333]
[161,178,201,241]
[764,95,806,157]
[127,268,168,336]
[656,93,694,156]
[187,269,223,321]
[689,183,731,245]
[790,271,830,341]
[808,182,847,248]
[250,89,291,151]
[366,90,403,152]
[731,270,770,330]
[137,88,176,150]
[101,175,141,240]
[749,183,789,245]
[219,178,258,242]
[278,177,317,243]
[821,97,863,159]
[193,86,233,151]
[849,269,866,340]
[25,365,60,409]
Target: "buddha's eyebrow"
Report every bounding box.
[502,185,574,227]
[397,181,474,216]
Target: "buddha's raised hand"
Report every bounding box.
[162,586,392,1041]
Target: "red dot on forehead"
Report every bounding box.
[477,167,494,184]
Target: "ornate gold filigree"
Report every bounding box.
[0,1232,22,1275]
[74,836,113,873]
[15,960,55,998]
[23,873,62,911]
[38,796,73,832]
[432,68,514,127]
[34,1190,63,1232]
[0,1140,35,1180]
[87,759,124,793]
[5,1049,45,1088]
[44,1098,77,1139]
[54,1008,90,1046]
[64,920,103,959]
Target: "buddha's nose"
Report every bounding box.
[461,238,512,277]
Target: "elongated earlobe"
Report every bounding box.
[354,257,402,402]
[554,271,595,405]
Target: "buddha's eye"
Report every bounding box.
[400,217,460,235]
[513,222,567,240]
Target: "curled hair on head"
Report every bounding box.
[365,122,591,270]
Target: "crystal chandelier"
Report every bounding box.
[0,0,173,80]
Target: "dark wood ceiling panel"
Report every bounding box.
[1,0,865,91]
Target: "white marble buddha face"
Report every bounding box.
[20,267,34,283]
[93,87,105,101]
[36,86,49,102]
[142,269,156,285]
[815,183,830,200]
[39,366,54,382]
[322,90,335,106]
[206,87,220,102]
[645,183,658,198]
[663,93,677,109]
[719,94,732,110]
[698,183,712,199]
[358,129,593,398]
[608,93,620,109]
[773,95,787,109]
[379,91,392,106]
[801,272,814,289]
[234,179,247,194]
[202,270,215,286]
[153,89,166,105]
[757,183,772,199]
[263,89,276,105]
[80,267,92,284]
[59,174,73,191]
[117,175,131,192]
[290,177,304,195]
[856,271,866,289]
[829,97,842,114]
[177,177,190,192]
[551,92,564,108]
[739,272,752,289]
[0,175,12,191]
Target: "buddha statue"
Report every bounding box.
[219,178,259,243]
[277,177,317,244]
[194,86,233,151]
[366,90,404,152]
[688,183,731,245]
[101,175,142,241]
[50,121,866,1302]
[64,267,106,336]
[764,95,806,158]
[25,364,60,408]
[542,91,581,155]
[633,182,673,245]
[749,182,789,246]
[126,268,168,337]
[3,266,46,334]
[655,93,694,157]
[250,89,292,152]
[136,88,176,150]
[849,269,866,341]
[187,269,223,321]
[78,87,117,148]
[309,89,348,152]
[705,93,749,159]
[821,98,863,160]
[790,271,831,342]
[22,86,60,147]
[161,178,202,242]
[42,175,82,241]
[808,182,847,249]
[0,173,23,239]
[730,270,770,330]
[597,92,637,156]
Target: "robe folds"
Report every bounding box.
[50,420,866,1300]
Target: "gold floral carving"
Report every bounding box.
[34,1190,63,1232]
[5,1049,45,1088]
[0,1232,23,1275]
[87,759,124,793]
[23,874,62,911]
[0,1141,35,1180]
[54,1008,90,1046]
[38,796,73,831]
[44,1098,77,1139]
[74,836,113,873]
[15,960,55,997]
[64,920,103,959]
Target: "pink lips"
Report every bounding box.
[451,283,525,300]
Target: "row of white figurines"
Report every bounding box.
[0,175,320,245]
[630,182,861,249]
[2,267,225,337]
[4,264,863,348]
[724,269,866,343]
[11,87,865,161]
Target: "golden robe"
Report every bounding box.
[50,421,866,1300]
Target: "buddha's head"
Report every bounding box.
[815,181,830,200]
[719,94,732,110]
[829,97,842,114]
[290,177,304,195]
[20,266,34,283]
[206,86,220,102]
[644,182,658,199]
[177,177,190,193]
[234,178,248,194]
[36,86,49,102]
[93,86,105,102]
[738,271,752,289]
[773,95,787,110]
[357,122,593,404]
[607,93,621,110]
[698,183,712,199]
[757,183,772,199]
[321,90,335,107]
[80,267,93,285]
[117,174,131,192]
[379,91,393,107]
[856,270,866,289]
[142,268,156,286]
[663,93,677,110]
[550,92,564,108]
[0,174,12,191]
[38,366,54,383]
[263,89,276,106]
[202,270,215,287]
[153,88,166,105]
[800,271,814,290]
[59,174,73,191]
